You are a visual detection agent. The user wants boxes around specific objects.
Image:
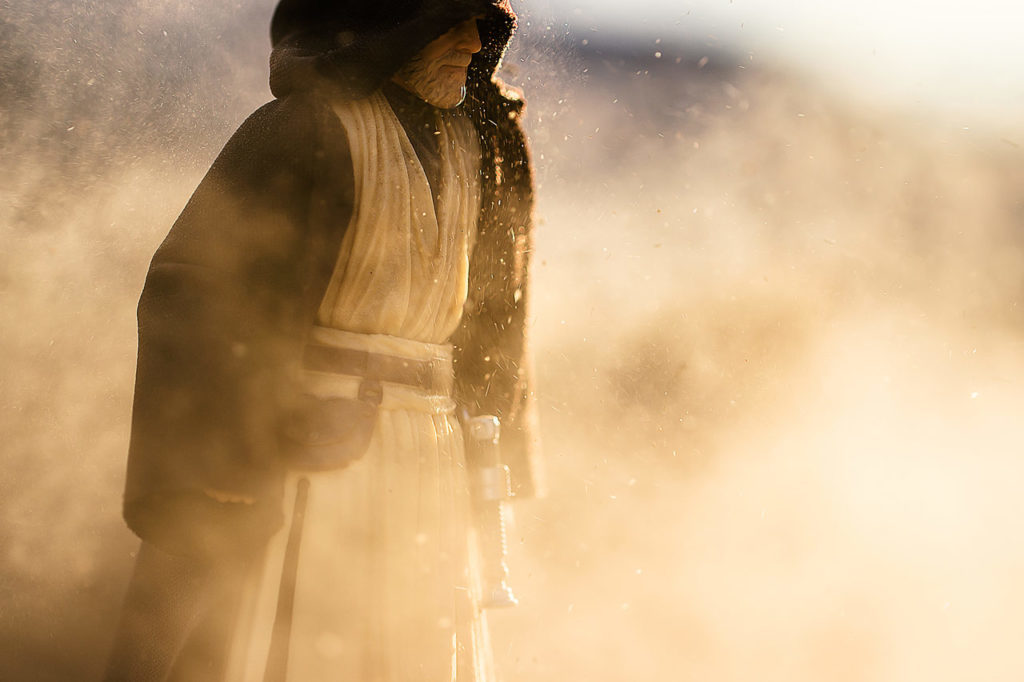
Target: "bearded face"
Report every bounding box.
[392,17,483,109]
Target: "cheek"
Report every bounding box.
[421,37,457,65]
[437,65,465,79]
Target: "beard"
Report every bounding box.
[393,51,468,109]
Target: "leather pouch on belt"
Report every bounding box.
[279,379,382,470]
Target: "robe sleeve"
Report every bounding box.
[124,94,354,559]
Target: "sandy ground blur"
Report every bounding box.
[3,4,1024,681]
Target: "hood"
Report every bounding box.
[268,0,517,101]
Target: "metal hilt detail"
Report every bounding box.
[464,414,518,609]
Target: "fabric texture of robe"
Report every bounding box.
[225,88,492,682]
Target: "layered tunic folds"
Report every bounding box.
[223,91,493,681]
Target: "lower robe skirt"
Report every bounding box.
[224,346,495,682]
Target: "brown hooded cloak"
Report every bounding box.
[123,0,537,559]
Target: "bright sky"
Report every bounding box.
[540,0,1024,135]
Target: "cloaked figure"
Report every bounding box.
[105,1,539,680]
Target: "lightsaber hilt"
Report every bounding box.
[464,414,518,609]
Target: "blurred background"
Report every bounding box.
[2,1,1023,680]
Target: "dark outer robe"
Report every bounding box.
[123,0,537,561]
[107,1,537,679]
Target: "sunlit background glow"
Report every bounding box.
[546,0,1024,134]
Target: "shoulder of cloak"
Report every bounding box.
[123,92,355,559]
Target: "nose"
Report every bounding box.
[455,18,483,54]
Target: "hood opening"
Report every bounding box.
[268,0,517,101]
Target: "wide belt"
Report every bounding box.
[301,343,451,394]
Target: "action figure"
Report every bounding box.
[106,1,538,679]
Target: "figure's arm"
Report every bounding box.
[124,94,355,558]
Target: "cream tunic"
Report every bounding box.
[225,90,492,682]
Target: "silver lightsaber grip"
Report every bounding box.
[464,414,518,609]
